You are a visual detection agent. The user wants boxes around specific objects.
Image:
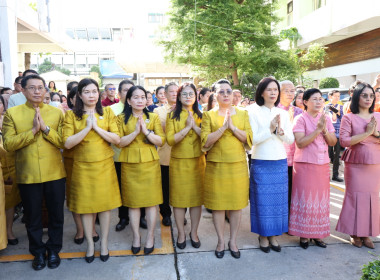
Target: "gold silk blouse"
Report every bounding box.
[166,109,204,159]
[63,106,119,162]
[3,102,66,184]
[201,107,253,163]
[117,112,165,163]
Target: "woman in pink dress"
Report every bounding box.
[336,83,380,249]
[289,88,337,249]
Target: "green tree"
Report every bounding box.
[159,0,297,86]
[38,58,71,76]
[319,77,339,89]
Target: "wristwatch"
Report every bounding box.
[43,126,50,135]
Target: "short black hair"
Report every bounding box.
[14,76,23,84]
[67,86,78,109]
[329,89,340,96]
[255,77,280,107]
[1,87,12,95]
[118,80,135,93]
[350,83,375,114]
[21,74,46,89]
[67,81,79,92]
[199,87,210,97]
[22,69,38,77]
[303,88,322,111]
[50,92,62,103]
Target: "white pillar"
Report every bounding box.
[0,0,18,87]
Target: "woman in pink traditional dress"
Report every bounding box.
[336,83,380,249]
[289,88,337,249]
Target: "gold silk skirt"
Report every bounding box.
[69,157,121,214]
[121,160,163,208]
[169,156,205,208]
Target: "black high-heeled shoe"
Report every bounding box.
[258,236,270,253]
[85,254,95,263]
[300,239,309,249]
[93,232,99,243]
[131,237,141,255]
[228,241,240,259]
[312,239,327,248]
[189,233,201,249]
[214,249,224,259]
[144,239,155,255]
[100,251,109,262]
[8,238,19,245]
[269,238,281,252]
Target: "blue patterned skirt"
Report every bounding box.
[250,159,288,236]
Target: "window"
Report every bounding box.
[148,13,164,23]
[75,29,88,40]
[313,0,326,11]
[112,28,122,40]
[99,28,112,40]
[65,28,75,39]
[287,1,293,26]
[87,28,99,40]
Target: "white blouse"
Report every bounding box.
[247,103,294,160]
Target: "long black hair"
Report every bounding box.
[350,83,375,114]
[73,78,103,120]
[122,85,150,124]
[171,82,202,121]
[255,77,281,107]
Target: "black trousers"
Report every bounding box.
[159,165,171,218]
[18,178,65,256]
[288,166,293,212]
[329,138,341,178]
[115,162,145,219]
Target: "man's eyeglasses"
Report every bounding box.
[26,86,45,92]
[107,87,116,91]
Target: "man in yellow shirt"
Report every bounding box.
[154,82,178,226]
[3,75,66,271]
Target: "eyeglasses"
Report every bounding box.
[107,87,116,91]
[181,92,195,98]
[26,86,45,92]
[360,93,375,99]
[217,90,233,96]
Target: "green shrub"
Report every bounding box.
[319,77,339,89]
[361,255,380,280]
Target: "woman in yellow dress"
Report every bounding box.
[166,82,205,249]
[0,95,21,246]
[63,78,121,263]
[63,86,98,245]
[117,85,165,255]
[201,79,252,259]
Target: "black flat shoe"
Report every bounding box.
[47,250,61,269]
[140,217,148,229]
[116,218,129,232]
[85,254,95,263]
[131,245,141,255]
[176,238,186,250]
[32,253,46,271]
[100,252,109,262]
[215,249,224,259]
[189,233,201,248]
[228,242,240,259]
[144,245,154,255]
[312,239,327,248]
[300,240,309,249]
[93,234,99,243]
[184,218,187,226]
[258,237,270,253]
[8,238,18,245]
[74,237,84,245]
[332,177,344,182]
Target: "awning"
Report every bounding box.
[100,60,133,79]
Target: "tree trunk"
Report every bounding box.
[231,67,239,86]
